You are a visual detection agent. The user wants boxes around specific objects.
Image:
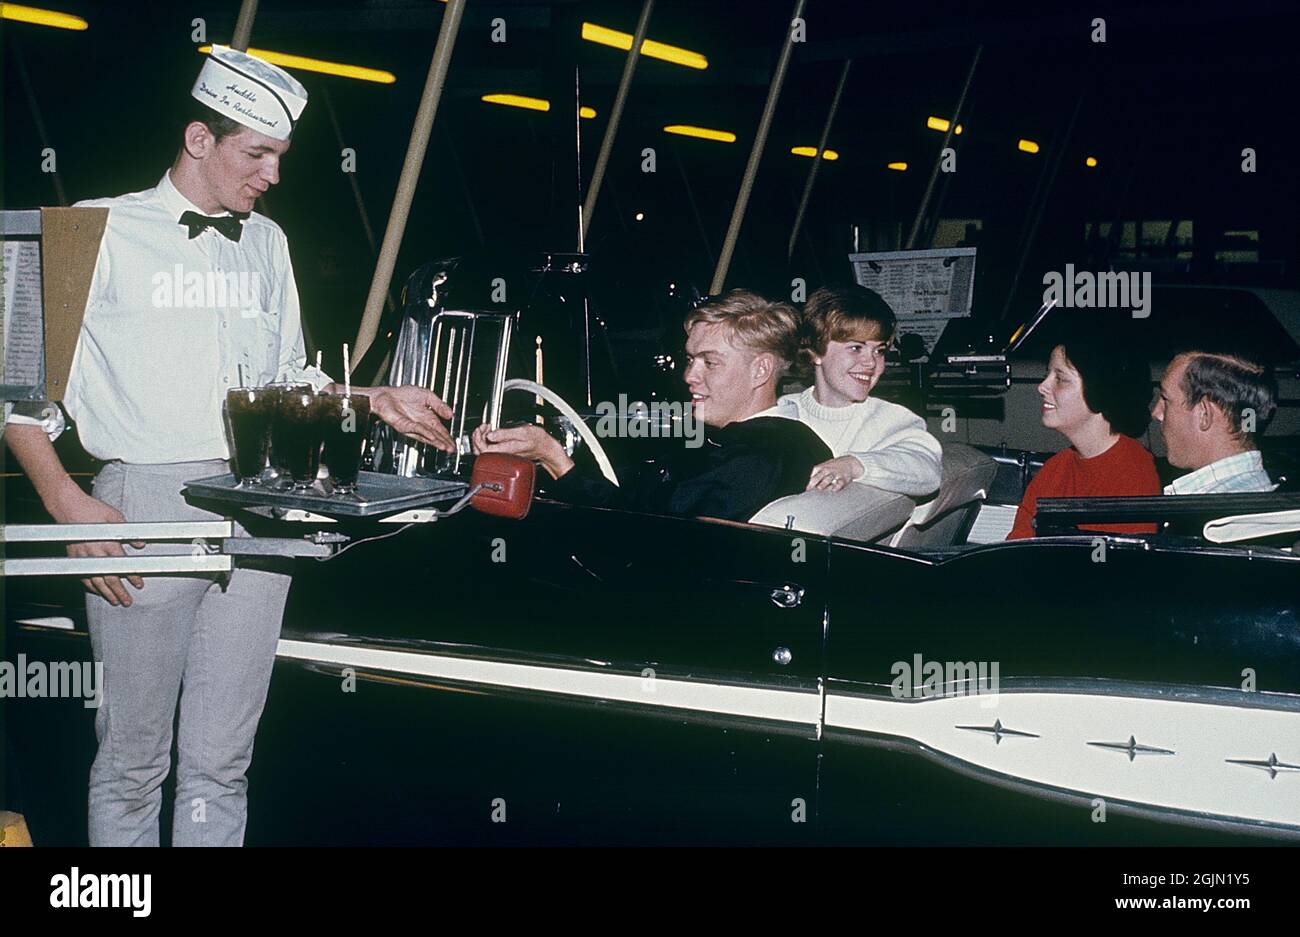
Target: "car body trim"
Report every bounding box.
[824,690,1300,831]
[276,638,822,726]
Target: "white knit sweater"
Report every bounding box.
[769,388,943,496]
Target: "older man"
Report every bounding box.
[473,289,831,521]
[1152,350,1277,493]
[4,46,451,846]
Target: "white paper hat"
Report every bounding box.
[191,45,308,141]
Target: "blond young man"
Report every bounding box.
[472,289,831,520]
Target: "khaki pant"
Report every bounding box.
[86,459,290,847]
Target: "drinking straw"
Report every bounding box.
[238,363,244,388]
[343,343,351,399]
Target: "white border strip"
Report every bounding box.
[275,639,819,726]
[826,691,1300,829]
[14,616,76,630]
[2,555,232,577]
[2,521,232,541]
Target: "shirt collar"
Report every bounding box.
[156,170,230,222]
[1164,450,1265,495]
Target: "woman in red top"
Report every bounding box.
[1008,332,1161,539]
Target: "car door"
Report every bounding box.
[818,535,1300,844]
[254,496,830,844]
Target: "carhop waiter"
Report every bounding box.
[5,45,455,846]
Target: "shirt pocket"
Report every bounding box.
[234,306,283,385]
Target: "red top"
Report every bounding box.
[1008,434,1162,540]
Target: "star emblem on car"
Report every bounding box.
[1224,753,1300,779]
[1087,735,1175,762]
[955,719,1039,745]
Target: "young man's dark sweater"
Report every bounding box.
[546,414,832,521]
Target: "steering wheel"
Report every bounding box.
[500,379,620,486]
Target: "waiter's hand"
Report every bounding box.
[47,484,146,608]
[364,385,455,452]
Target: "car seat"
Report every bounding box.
[749,485,917,542]
[888,443,998,549]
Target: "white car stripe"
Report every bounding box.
[275,639,820,726]
[273,638,1299,830]
[825,691,1300,830]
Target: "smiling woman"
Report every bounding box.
[1007,328,1162,539]
[775,285,943,497]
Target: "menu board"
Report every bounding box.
[2,237,46,399]
[849,247,977,354]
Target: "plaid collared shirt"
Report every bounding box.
[1164,450,1276,495]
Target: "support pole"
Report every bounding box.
[10,38,66,206]
[905,44,981,250]
[788,58,852,260]
[574,67,592,404]
[672,140,714,269]
[322,86,396,313]
[710,0,806,295]
[998,88,1086,320]
[231,0,258,51]
[353,0,467,366]
[574,67,586,253]
[227,0,268,222]
[446,132,486,247]
[581,0,653,239]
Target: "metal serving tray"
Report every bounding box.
[184,471,469,518]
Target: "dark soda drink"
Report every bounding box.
[274,389,331,489]
[318,393,371,493]
[223,387,273,486]
[265,382,312,485]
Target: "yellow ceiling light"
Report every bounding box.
[481,95,596,118]
[482,93,550,112]
[1085,155,1098,168]
[791,146,839,160]
[887,161,908,171]
[582,22,708,70]
[664,124,736,143]
[199,45,395,84]
[926,116,963,135]
[1018,138,1040,154]
[1,3,88,29]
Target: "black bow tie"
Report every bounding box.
[179,210,247,242]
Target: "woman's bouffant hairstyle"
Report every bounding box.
[795,285,896,377]
[684,289,802,374]
[1056,328,1153,439]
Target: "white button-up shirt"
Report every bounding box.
[1163,450,1276,494]
[8,171,330,463]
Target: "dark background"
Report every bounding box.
[4,0,1298,378]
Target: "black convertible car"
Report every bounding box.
[5,261,1299,846]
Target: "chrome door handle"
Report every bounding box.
[769,584,804,609]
